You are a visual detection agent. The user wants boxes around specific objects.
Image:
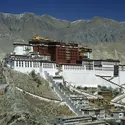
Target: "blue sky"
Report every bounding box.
[0,0,125,21]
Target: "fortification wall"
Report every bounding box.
[60,65,124,88]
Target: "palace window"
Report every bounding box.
[36,62,38,67]
[35,62,37,67]
[25,61,26,67]
[25,61,28,67]
[19,61,21,67]
[16,61,18,67]
[27,61,29,67]
[86,64,93,70]
[22,61,23,67]
[37,62,39,67]
[33,62,36,67]
[30,61,32,67]
[43,63,53,68]
[94,61,102,67]
[33,62,39,68]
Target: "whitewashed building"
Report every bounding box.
[7,42,125,88]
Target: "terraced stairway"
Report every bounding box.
[44,71,83,116]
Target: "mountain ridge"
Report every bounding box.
[0,12,123,22]
[0,12,125,63]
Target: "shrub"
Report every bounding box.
[30,70,42,86]
[30,70,36,78]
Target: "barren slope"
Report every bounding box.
[4,67,60,100]
[0,86,75,125]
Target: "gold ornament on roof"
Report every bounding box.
[44,38,49,40]
[32,35,42,41]
[41,37,44,39]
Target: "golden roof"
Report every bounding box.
[32,35,51,42]
[32,35,41,40]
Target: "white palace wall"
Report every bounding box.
[119,71,125,86]
[95,70,119,88]
[13,45,33,55]
[12,60,40,74]
[8,59,125,88]
[9,60,57,76]
[62,70,99,87]
[40,62,57,78]
[60,65,125,88]
[61,65,98,87]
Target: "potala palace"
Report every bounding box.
[7,35,125,88]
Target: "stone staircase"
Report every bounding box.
[44,71,83,116]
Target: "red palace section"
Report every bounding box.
[29,35,92,64]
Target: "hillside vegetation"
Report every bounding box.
[0,66,75,125]
[0,86,75,125]
[4,68,60,100]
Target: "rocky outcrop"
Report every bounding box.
[0,86,44,125]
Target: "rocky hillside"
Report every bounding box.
[0,86,75,125]
[90,42,125,64]
[4,68,60,100]
[0,12,125,62]
[0,66,75,125]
